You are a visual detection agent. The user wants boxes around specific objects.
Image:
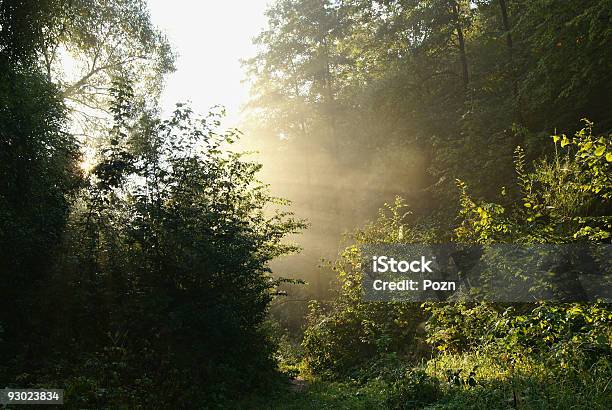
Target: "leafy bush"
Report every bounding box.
[303,198,432,377]
[18,101,307,406]
[302,121,611,409]
[385,369,441,409]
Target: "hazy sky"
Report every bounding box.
[147,0,270,126]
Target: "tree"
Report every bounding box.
[43,97,307,404]
[38,0,175,136]
[513,0,612,130]
[0,0,80,378]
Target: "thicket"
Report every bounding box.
[302,121,611,407]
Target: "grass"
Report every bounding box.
[426,352,612,409]
[231,351,611,409]
[232,379,388,409]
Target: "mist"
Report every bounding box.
[234,113,431,331]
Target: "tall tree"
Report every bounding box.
[0,0,80,376]
[451,0,469,91]
[39,0,175,136]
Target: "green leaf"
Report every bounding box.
[594,145,605,157]
[560,136,570,148]
[606,152,612,162]
[552,135,560,143]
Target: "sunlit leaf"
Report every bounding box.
[560,136,570,148]
[594,145,605,156]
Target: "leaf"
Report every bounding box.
[606,152,612,162]
[594,145,605,157]
[524,202,532,208]
[552,135,560,143]
[560,136,570,148]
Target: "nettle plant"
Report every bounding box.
[550,119,611,240]
[455,119,611,244]
[303,198,433,377]
[426,120,611,362]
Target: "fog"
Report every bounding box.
[233,116,431,330]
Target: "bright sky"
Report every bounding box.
[147,0,270,126]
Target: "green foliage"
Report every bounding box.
[2,0,612,407]
[426,352,612,410]
[303,198,433,376]
[245,0,612,211]
[429,121,611,374]
[301,121,611,408]
[423,302,501,354]
[516,0,612,129]
[425,302,611,366]
[0,1,305,405]
[41,102,306,405]
[455,121,611,244]
[383,368,441,409]
[0,1,81,380]
[44,0,174,112]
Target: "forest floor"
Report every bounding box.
[236,377,610,410]
[288,377,309,393]
[237,379,388,409]
[231,355,612,410]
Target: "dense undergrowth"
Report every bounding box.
[236,347,610,409]
[249,121,612,409]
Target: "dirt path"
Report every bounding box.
[288,377,309,393]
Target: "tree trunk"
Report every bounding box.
[451,1,469,92]
[498,0,523,124]
[321,36,340,157]
[499,0,513,53]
